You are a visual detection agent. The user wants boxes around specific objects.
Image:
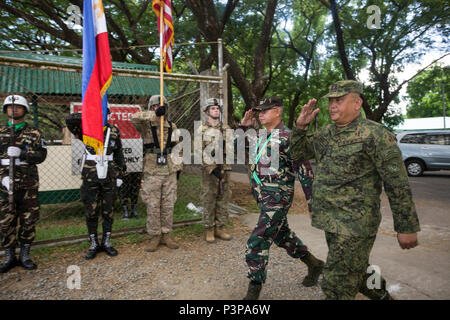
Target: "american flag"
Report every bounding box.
[152,0,174,73]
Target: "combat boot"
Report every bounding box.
[85,233,100,260]
[215,226,232,241]
[130,204,140,219]
[19,243,37,270]
[122,205,130,220]
[146,234,161,252]
[161,232,179,249]
[300,251,324,287]
[205,228,215,243]
[101,232,118,256]
[243,281,262,300]
[0,246,18,273]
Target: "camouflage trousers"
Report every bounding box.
[81,178,116,235]
[0,186,39,248]
[201,170,231,229]
[322,232,389,300]
[246,185,308,283]
[119,172,143,206]
[141,173,177,236]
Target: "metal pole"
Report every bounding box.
[159,3,165,154]
[442,76,446,129]
[218,38,224,122]
[32,95,39,128]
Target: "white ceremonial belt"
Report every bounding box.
[85,154,113,161]
[1,159,29,166]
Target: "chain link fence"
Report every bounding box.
[0,50,229,244]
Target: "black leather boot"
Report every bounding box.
[130,204,139,219]
[122,205,130,220]
[0,246,18,273]
[300,251,324,287]
[19,243,37,270]
[243,281,262,300]
[101,232,118,256]
[85,234,100,260]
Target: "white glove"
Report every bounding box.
[2,176,10,191]
[7,146,21,158]
[116,179,123,187]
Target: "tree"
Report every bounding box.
[406,65,450,119]
[319,0,449,123]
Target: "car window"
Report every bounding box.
[425,134,447,145]
[400,133,426,144]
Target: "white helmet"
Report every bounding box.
[148,95,168,110]
[203,98,220,112]
[3,95,30,113]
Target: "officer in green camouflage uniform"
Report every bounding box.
[291,80,421,300]
[199,98,232,243]
[0,95,47,273]
[130,95,182,252]
[66,111,126,260]
[239,97,324,300]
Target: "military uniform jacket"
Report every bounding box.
[198,120,232,174]
[131,111,182,175]
[82,123,125,181]
[290,114,420,237]
[0,122,47,189]
[240,121,313,207]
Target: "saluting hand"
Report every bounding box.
[295,99,319,130]
[397,233,418,250]
[241,109,256,127]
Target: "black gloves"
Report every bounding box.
[211,167,223,180]
[155,105,166,117]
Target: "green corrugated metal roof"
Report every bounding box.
[0,52,170,96]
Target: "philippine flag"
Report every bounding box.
[81,0,112,155]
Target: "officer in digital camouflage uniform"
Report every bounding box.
[198,98,232,243]
[239,97,324,300]
[0,95,47,273]
[66,110,126,260]
[291,80,420,300]
[131,95,182,252]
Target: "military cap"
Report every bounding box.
[252,96,283,111]
[148,95,168,109]
[203,97,220,112]
[323,80,363,98]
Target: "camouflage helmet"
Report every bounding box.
[202,98,220,112]
[323,80,363,98]
[3,95,30,113]
[148,95,168,110]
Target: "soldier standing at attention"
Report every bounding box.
[66,110,126,260]
[199,98,232,243]
[291,80,420,300]
[0,95,47,273]
[239,97,324,300]
[120,171,142,220]
[131,95,182,252]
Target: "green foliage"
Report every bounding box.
[406,66,450,118]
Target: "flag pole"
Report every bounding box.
[159,2,165,155]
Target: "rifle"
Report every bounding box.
[218,103,224,196]
[8,96,16,212]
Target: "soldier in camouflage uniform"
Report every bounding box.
[239,97,324,300]
[0,95,47,273]
[199,98,232,243]
[66,111,126,260]
[291,80,421,300]
[131,95,182,252]
[119,171,142,220]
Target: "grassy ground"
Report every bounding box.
[36,173,204,242]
